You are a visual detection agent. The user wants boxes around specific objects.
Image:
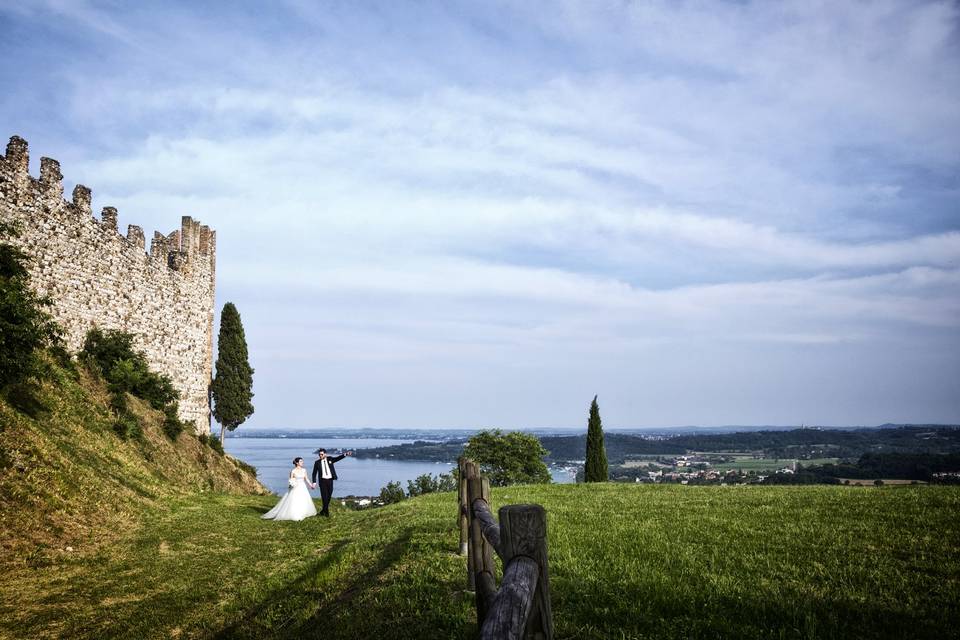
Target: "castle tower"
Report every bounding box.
[0,136,217,433]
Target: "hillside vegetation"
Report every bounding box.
[0,355,266,566]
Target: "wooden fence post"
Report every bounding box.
[467,468,497,622]
[498,504,553,640]
[458,457,469,557]
[462,459,477,590]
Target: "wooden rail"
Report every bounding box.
[458,458,553,640]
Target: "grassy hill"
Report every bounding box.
[0,355,266,566]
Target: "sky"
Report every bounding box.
[1,0,958,429]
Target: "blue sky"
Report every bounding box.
[2,0,958,428]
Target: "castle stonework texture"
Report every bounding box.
[0,136,216,433]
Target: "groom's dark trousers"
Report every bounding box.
[317,478,334,515]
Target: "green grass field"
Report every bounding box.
[2,483,958,640]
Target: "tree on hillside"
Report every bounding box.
[463,429,551,487]
[0,222,60,390]
[210,302,254,444]
[584,395,608,482]
[407,472,457,497]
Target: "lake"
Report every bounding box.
[224,437,575,496]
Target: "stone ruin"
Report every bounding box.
[0,135,216,433]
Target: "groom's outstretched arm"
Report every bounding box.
[311,460,320,484]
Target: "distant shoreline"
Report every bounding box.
[218,424,958,439]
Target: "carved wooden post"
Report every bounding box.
[498,504,553,640]
[467,467,497,622]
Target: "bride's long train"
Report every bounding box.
[262,480,317,521]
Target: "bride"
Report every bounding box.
[262,457,318,521]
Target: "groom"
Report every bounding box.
[311,448,353,517]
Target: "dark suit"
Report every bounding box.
[312,454,345,515]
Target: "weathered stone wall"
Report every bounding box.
[0,136,215,433]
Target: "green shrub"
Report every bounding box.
[113,413,141,440]
[80,327,136,369]
[81,328,182,441]
[196,432,225,454]
[378,481,406,504]
[0,222,61,391]
[162,406,185,441]
[208,436,224,455]
[109,391,128,413]
[234,458,257,477]
[406,472,457,497]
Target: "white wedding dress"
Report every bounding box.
[262,467,317,521]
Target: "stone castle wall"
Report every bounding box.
[0,136,215,433]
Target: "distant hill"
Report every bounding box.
[0,355,267,565]
[350,426,960,464]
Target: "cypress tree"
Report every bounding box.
[210,302,254,444]
[584,395,608,482]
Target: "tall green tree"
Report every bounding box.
[584,395,608,482]
[0,222,60,389]
[210,302,254,444]
[463,429,551,486]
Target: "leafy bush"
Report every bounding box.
[0,222,61,392]
[80,327,183,441]
[83,328,178,410]
[162,406,185,441]
[406,472,457,497]
[196,431,225,454]
[208,436,224,455]
[379,481,406,504]
[113,412,142,440]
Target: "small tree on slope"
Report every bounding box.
[210,302,254,444]
[0,222,60,389]
[463,429,551,487]
[584,395,608,482]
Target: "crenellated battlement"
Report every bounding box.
[0,136,216,278]
[0,135,216,433]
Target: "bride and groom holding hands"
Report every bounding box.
[261,448,354,521]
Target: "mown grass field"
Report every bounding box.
[2,483,958,640]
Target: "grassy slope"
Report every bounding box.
[0,357,266,566]
[2,483,958,640]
